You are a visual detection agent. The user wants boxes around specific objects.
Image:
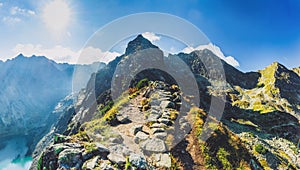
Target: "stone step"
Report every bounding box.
[151,106,161,111]
[158,97,171,101]
[134,131,149,144]
[150,109,161,115]
[147,113,161,122]
[139,138,167,153]
[150,123,167,129]
[158,118,172,126]
[160,101,175,109]
[153,132,168,140]
[151,128,165,134]
[130,125,143,135]
[154,153,171,168]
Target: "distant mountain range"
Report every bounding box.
[0,54,104,152]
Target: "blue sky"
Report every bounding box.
[0,0,299,71]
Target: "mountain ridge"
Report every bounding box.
[31,35,300,170]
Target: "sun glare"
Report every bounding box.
[42,0,72,36]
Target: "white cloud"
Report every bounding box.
[182,43,240,67]
[78,47,121,64]
[10,6,35,16]
[28,10,35,15]
[2,6,35,25]
[2,16,21,24]
[142,32,160,42]
[11,44,120,64]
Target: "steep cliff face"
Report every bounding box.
[224,62,300,169]
[32,35,300,170]
[0,55,72,141]
[292,67,300,76]
[0,55,104,155]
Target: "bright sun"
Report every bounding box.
[42,0,72,36]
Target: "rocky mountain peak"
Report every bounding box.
[258,61,291,85]
[264,61,287,73]
[16,53,25,58]
[12,53,27,61]
[292,67,300,76]
[125,34,158,55]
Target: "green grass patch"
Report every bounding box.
[82,119,119,143]
[254,144,267,154]
[136,78,149,89]
[102,93,131,122]
[83,142,97,153]
[124,156,131,170]
[217,148,232,170]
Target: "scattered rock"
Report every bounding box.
[150,109,161,115]
[160,101,175,109]
[151,128,165,134]
[116,114,131,124]
[130,125,143,135]
[58,148,83,169]
[150,99,161,106]
[134,131,149,144]
[151,106,161,111]
[158,118,172,126]
[140,138,167,153]
[161,115,170,119]
[82,142,110,161]
[158,97,171,101]
[147,113,160,122]
[153,132,168,140]
[64,142,83,149]
[107,153,126,165]
[154,153,171,168]
[82,156,99,170]
[109,137,124,144]
[142,88,152,98]
[162,111,171,117]
[129,153,148,169]
[53,144,72,155]
[109,144,132,156]
[99,160,114,170]
[95,143,110,153]
[150,123,166,129]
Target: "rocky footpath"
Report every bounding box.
[34,81,186,169]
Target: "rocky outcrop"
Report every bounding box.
[36,141,110,170]
[125,34,158,55]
